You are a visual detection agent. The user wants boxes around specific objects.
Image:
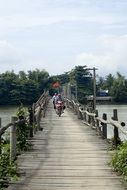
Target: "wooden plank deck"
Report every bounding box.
[7,101,126,190]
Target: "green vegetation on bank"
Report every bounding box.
[110,141,127,182]
[0,143,17,190]
[97,72,127,103]
[0,66,127,105]
[0,105,31,189]
[0,69,49,105]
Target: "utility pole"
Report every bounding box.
[75,82,78,101]
[86,67,98,112]
[93,67,97,112]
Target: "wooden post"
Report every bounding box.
[73,103,77,115]
[0,118,1,154]
[113,109,119,147]
[78,108,83,120]
[32,103,36,124]
[83,112,86,122]
[29,107,34,138]
[66,99,69,108]
[32,103,37,133]
[77,106,81,119]
[102,113,107,139]
[83,106,86,122]
[42,99,47,118]
[88,107,92,125]
[10,116,17,161]
[42,103,45,118]
[43,97,49,117]
[95,110,100,135]
[36,106,41,131]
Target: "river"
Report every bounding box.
[0,104,127,140]
[0,106,19,139]
[0,106,19,126]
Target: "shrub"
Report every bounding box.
[0,144,17,189]
[110,141,127,180]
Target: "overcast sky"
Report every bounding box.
[0,0,127,77]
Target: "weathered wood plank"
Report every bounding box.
[7,101,126,190]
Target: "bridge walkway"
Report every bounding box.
[7,101,126,190]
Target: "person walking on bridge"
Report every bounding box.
[52,93,58,109]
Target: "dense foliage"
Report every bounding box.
[0,66,127,105]
[0,105,31,189]
[68,66,93,103]
[97,72,127,103]
[16,105,31,151]
[110,141,127,181]
[0,143,17,189]
[0,69,49,105]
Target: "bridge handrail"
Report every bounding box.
[79,106,126,130]
[79,107,96,117]
[0,119,26,136]
[0,91,49,162]
[109,119,127,136]
[33,91,49,131]
[66,98,127,146]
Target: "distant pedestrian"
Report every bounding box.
[52,93,58,109]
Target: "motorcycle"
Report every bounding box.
[55,100,64,117]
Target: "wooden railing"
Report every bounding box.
[0,91,49,162]
[32,91,49,133]
[66,98,127,147]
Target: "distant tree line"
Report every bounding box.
[0,66,127,105]
[0,69,49,105]
[50,66,127,104]
[97,72,127,103]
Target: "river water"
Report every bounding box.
[0,106,19,126]
[0,106,19,139]
[0,104,127,140]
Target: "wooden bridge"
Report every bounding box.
[5,97,126,190]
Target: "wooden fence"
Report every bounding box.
[0,91,49,162]
[66,98,127,147]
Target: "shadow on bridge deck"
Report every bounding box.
[7,100,126,190]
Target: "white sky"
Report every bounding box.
[0,0,127,77]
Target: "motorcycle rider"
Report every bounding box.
[55,93,63,103]
[55,94,65,113]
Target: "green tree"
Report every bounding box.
[105,74,114,89]
[0,69,49,105]
[69,66,93,103]
[0,71,19,104]
[27,69,49,93]
[111,72,127,102]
